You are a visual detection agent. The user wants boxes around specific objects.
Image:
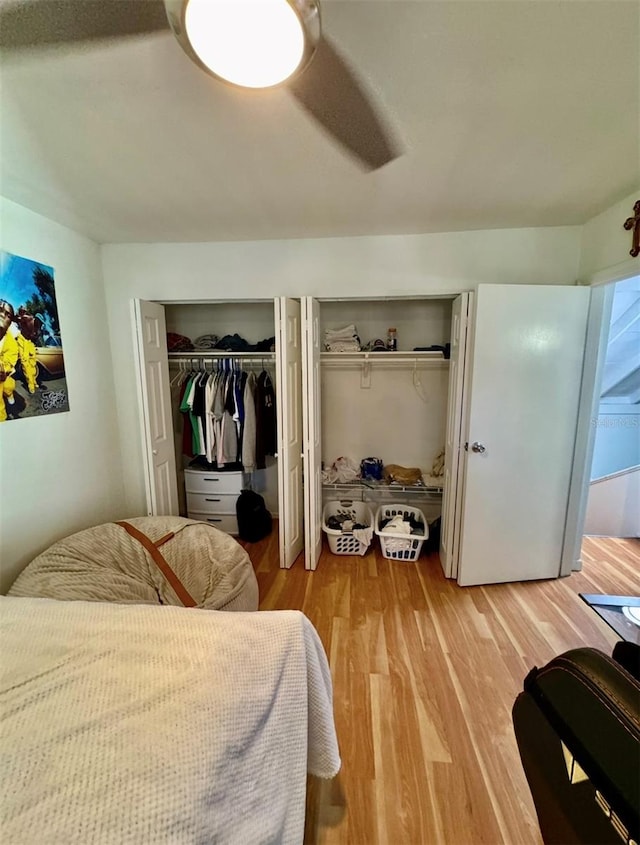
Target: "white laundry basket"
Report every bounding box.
[322,501,374,556]
[375,504,428,562]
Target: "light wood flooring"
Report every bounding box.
[240,532,640,845]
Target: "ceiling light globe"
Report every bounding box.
[184,0,306,89]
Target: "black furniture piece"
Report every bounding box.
[579,594,640,646]
[513,645,640,845]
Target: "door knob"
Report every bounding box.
[471,441,486,454]
[152,449,158,456]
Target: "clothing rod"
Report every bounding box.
[168,358,274,368]
[321,351,445,361]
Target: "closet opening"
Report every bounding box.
[303,294,458,570]
[164,299,279,536]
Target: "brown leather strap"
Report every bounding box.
[155,532,175,548]
[115,521,197,608]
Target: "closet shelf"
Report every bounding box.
[322,479,444,496]
[321,351,449,367]
[168,351,276,360]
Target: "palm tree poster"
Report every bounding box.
[0,250,69,422]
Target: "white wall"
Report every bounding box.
[0,198,126,592]
[579,189,640,280]
[584,466,640,538]
[101,225,582,514]
[591,403,640,479]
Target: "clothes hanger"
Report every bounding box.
[412,357,429,404]
[169,358,182,387]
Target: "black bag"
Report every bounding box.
[236,489,272,542]
[424,517,441,554]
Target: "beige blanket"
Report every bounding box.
[0,596,341,844]
[8,516,258,611]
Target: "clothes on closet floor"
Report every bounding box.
[176,361,276,471]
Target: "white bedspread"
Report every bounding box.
[0,597,340,844]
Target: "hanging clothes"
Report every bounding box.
[177,376,194,459]
[242,372,257,471]
[180,372,201,456]
[220,370,238,466]
[174,358,276,474]
[192,371,208,457]
[204,373,217,464]
[255,370,277,471]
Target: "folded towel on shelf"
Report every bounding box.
[325,324,358,342]
[324,324,360,352]
[193,334,220,349]
[325,340,361,353]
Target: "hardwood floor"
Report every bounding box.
[241,531,640,844]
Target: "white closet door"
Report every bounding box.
[302,297,323,571]
[457,284,590,586]
[275,297,304,569]
[131,299,179,516]
[440,292,472,578]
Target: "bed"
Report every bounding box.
[0,596,341,844]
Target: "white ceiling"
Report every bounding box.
[0,0,638,244]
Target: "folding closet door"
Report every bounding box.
[439,292,472,579]
[275,297,304,569]
[302,297,322,571]
[131,299,179,516]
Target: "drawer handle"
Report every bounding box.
[205,498,221,502]
[206,518,223,523]
[203,478,219,482]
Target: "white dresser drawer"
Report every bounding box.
[186,491,238,515]
[184,469,245,495]
[188,512,239,535]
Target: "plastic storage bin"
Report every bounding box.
[375,504,428,562]
[322,500,374,556]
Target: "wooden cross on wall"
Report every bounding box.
[623,200,640,257]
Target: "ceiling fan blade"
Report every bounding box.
[288,34,400,171]
[0,0,170,50]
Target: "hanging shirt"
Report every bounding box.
[214,371,227,466]
[192,372,208,457]
[242,372,257,472]
[255,370,277,470]
[220,373,238,466]
[205,373,217,464]
[182,374,201,457]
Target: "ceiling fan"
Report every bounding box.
[0,0,400,170]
